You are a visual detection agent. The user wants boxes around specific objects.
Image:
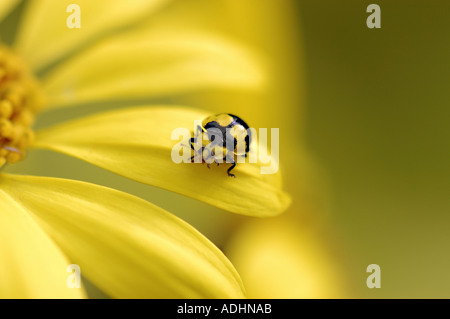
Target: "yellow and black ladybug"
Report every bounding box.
[188,113,251,178]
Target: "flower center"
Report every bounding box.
[0,45,44,168]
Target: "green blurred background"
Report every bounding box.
[297,0,450,297]
[2,0,449,298]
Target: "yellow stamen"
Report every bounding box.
[0,45,44,168]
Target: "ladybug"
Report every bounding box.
[188,113,251,177]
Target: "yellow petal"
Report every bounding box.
[0,173,245,298]
[226,218,349,298]
[14,0,170,71]
[0,0,19,23]
[0,177,86,299]
[42,28,264,109]
[33,107,290,217]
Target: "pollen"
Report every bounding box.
[0,45,44,168]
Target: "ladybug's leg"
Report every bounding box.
[189,137,197,151]
[189,138,206,163]
[225,154,236,177]
[187,138,195,162]
[181,138,197,162]
[227,163,236,178]
[205,153,213,168]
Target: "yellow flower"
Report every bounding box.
[0,0,290,298]
[153,0,351,298]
